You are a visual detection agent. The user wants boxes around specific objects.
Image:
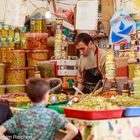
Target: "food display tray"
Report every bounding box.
[64,107,124,120]
[47,103,67,114]
[123,107,140,117]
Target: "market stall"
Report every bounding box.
[1,0,140,140]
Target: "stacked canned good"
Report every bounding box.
[54,19,63,58]
[105,50,116,80]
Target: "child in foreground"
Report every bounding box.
[0,78,78,140]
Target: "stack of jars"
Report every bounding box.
[105,50,116,80]
[30,16,47,32]
[133,38,140,98]
[54,19,63,58]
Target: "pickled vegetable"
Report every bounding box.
[26,50,48,66]
[69,97,118,110]
[7,85,25,93]
[11,50,26,67]
[0,87,5,95]
[26,33,48,49]
[6,68,26,85]
[0,63,5,84]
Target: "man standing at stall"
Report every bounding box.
[75,33,106,94]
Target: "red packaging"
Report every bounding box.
[116,66,128,77]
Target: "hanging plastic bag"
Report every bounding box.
[109,9,136,45]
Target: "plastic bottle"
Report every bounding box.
[20,27,27,49]
[8,25,14,41]
[42,16,47,32]
[6,42,12,63]
[30,16,36,32]
[35,16,42,32]
[14,27,21,49]
[1,42,7,63]
[1,24,8,38]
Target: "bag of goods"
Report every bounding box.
[38,61,56,78]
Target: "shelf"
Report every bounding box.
[93,35,108,40]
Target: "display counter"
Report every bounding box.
[69,116,140,140]
[10,106,140,140]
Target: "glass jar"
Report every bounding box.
[20,27,27,49]
[14,27,21,49]
[42,16,47,32]
[30,16,36,32]
[35,16,42,32]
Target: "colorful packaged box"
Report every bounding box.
[62,76,77,89]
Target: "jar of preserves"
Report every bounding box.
[42,16,47,32]
[35,16,42,32]
[8,25,14,42]
[1,42,7,63]
[20,27,27,49]
[14,27,21,49]
[30,16,36,32]
[1,24,8,38]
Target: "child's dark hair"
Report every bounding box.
[75,33,94,46]
[26,78,50,103]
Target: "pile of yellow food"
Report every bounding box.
[110,95,140,107]
[69,97,118,110]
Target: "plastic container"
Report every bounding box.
[6,84,25,93]
[63,108,124,120]
[0,84,25,94]
[0,85,5,94]
[46,78,62,94]
[38,61,56,78]
[123,107,140,117]
[47,103,67,114]
[0,63,5,85]
[26,49,48,66]
[11,50,26,67]
[27,68,35,78]
[5,68,26,85]
[26,33,48,49]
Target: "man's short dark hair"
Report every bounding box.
[26,78,50,103]
[75,33,94,46]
